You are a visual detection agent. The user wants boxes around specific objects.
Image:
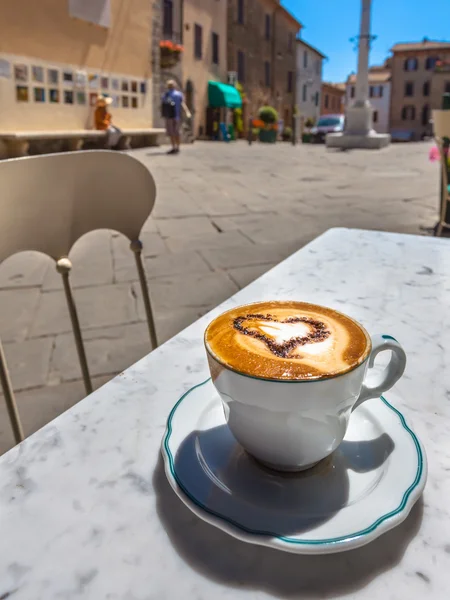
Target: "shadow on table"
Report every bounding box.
[153,450,423,598]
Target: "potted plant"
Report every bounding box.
[302,117,315,143]
[160,41,184,69]
[282,126,292,142]
[233,107,244,138]
[258,106,278,143]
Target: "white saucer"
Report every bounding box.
[162,378,427,555]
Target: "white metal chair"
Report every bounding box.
[0,150,158,444]
[435,137,450,237]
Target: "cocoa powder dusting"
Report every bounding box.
[233,313,330,359]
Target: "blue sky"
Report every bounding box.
[283,0,450,83]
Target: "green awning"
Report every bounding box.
[208,81,242,109]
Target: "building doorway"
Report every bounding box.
[185,79,194,114]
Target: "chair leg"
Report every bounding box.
[56,258,93,395]
[130,240,158,349]
[0,338,24,444]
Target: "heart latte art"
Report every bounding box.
[205,301,371,381]
[233,314,331,358]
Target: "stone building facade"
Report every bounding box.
[227,0,301,131]
[389,40,450,140]
[321,82,345,116]
[0,0,154,132]
[183,0,228,137]
[155,0,184,128]
[296,39,325,125]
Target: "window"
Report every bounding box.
[302,84,307,102]
[264,61,270,87]
[316,60,321,76]
[212,32,219,65]
[303,51,308,68]
[237,50,245,83]
[405,82,414,97]
[237,0,244,24]
[68,0,111,28]
[288,33,293,54]
[423,81,430,96]
[401,105,416,121]
[373,110,378,123]
[446,82,450,94]
[421,104,430,126]
[404,58,418,71]
[163,0,173,35]
[315,91,319,107]
[324,94,329,109]
[265,14,271,40]
[287,71,293,93]
[369,86,384,98]
[425,56,438,70]
[194,24,202,59]
[350,86,355,98]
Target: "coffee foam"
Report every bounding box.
[205,301,371,381]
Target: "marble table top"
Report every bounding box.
[0,228,449,600]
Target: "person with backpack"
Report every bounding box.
[161,80,190,154]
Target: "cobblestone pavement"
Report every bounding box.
[0,140,440,452]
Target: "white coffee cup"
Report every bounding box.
[205,310,406,472]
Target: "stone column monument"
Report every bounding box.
[326,0,390,149]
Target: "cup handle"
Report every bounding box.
[353,334,406,411]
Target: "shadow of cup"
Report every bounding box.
[171,424,395,537]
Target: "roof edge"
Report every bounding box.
[390,40,450,52]
[275,2,302,30]
[296,37,327,60]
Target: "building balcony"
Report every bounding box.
[435,60,450,73]
[160,32,183,69]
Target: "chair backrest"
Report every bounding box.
[0,150,156,263]
[437,139,450,193]
[0,150,158,447]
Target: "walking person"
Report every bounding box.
[161,80,191,154]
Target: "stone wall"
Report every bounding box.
[390,49,450,140]
[227,0,299,130]
[0,0,154,131]
[272,9,298,128]
[151,0,163,128]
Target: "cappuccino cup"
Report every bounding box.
[204,301,406,471]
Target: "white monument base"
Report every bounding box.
[326,131,391,149]
[326,102,391,149]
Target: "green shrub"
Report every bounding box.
[282,126,292,141]
[305,117,315,129]
[234,108,244,133]
[258,106,279,125]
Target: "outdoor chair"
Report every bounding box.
[0,150,158,444]
[435,137,450,237]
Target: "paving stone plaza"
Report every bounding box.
[0,141,439,452]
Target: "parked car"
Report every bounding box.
[310,115,345,143]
